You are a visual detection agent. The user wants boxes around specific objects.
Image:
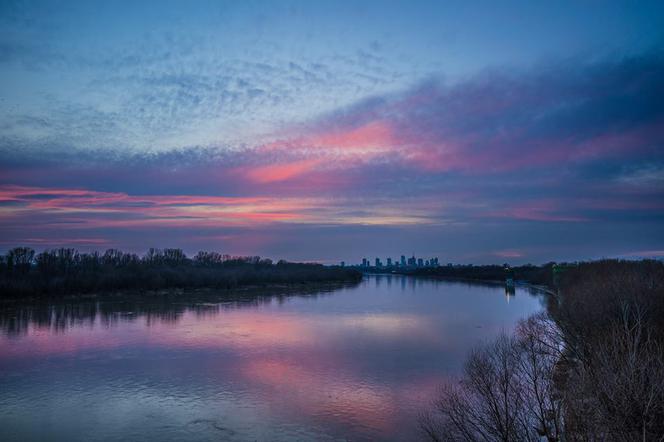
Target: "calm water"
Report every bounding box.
[0,275,544,441]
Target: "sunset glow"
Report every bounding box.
[2,4,664,442]
[0,0,662,262]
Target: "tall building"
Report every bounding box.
[387,257,392,266]
[340,261,345,267]
[362,258,368,267]
[400,255,406,266]
[375,257,382,267]
[417,258,424,267]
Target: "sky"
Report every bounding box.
[1,0,664,264]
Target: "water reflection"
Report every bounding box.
[0,284,347,337]
[0,276,544,442]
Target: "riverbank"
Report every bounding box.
[0,247,362,300]
[364,269,557,297]
[0,279,362,306]
[421,259,664,441]
[364,263,555,287]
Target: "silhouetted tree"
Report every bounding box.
[421,318,564,442]
[422,260,664,441]
[7,247,35,274]
[0,247,361,298]
[194,251,224,266]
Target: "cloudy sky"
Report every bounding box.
[1,0,663,263]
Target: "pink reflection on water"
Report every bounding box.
[0,309,438,357]
[0,320,126,358]
[0,278,544,440]
[0,307,448,438]
[242,357,401,434]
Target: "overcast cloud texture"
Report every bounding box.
[1,0,664,263]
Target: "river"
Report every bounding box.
[0,275,544,441]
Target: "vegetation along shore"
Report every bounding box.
[420,259,664,441]
[0,247,362,299]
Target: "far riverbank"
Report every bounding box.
[0,246,362,300]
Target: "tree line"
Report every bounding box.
[402,263,556,286]
[0,247,361,298]
[420,259,664,441]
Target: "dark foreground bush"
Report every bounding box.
[0,247,362,298]
[421,259,664,441]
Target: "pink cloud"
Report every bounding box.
[493,249,525,258]
[0,184,438,240]
[485,199,590,222]
[243,158,323,183]
[311,120,394,150]
[242,120,397,184]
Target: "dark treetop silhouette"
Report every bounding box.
[0,247,361,298]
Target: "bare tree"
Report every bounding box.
[514,314,564,441]
[564,304,664,441]
[7,247,35,274]
[421,332,554,442]
[421,315,565,442]
[422,260,664,442]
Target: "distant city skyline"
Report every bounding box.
[1,1,664,263]
[348,255,440,268]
